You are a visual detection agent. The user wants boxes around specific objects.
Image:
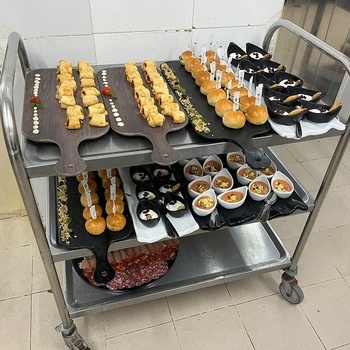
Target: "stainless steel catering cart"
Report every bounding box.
[1,20,350,350]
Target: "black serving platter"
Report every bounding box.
[161,61,272,170]
[287,86,324,102]
[258,58,286,73]
[299,100,342,123]
[237,59,260,81]
[56,173,134,285]
[246,42,272,65]
[227,42,248,67]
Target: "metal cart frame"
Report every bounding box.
[0,19,349,349]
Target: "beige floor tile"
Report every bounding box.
[345,275,350,287]
[0,296,31,350]
[167,284,232,320]
[31,291,67,350]
[269,213,308,240]
[270,144,298,164]
[0,216,34,250]
[312,185,350,232]
[31,244,63,293]
[226,271,281,304]
[282,236,341,287]
[318,136,341,154]
[300,279,350,349]
[302,157,350,188]
[0,245,32,300]
[86,339,107,350]
[236,294,324,350]
[103,298,171,338]
[286,162,320,193]
[73,312,106,344]
[106,322,179,350]
[335,344,350,350]
[316,225,350,276]
[175,306,254,350]
[285,139,332,162]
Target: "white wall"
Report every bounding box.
[0,0,283,217]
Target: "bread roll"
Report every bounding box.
[76,172,95,182]
[229,86,248,99]
[82,204,103,220]
[200,80,217,95]
[195,71,210,86]
[207,88,226,106]
[185,57,201,72]
[80,191,99,207]
[215,99,234,118]
[106,213,127,232]
[239,96,256,113]
[245,105,269,125]
[104,187,124,201]
[179,50,193,65]
[97,169,117,179]
[105,198,124,215]
[223,110,246,129]
[191,64,205,78]
[221,72,235,87]
[85,216,106,235]
[78,180,98,194]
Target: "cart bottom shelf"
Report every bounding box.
[64,222,291,318]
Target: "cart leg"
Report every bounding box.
[56,322,91,350]
[279,269,304,304]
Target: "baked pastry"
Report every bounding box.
[57,73,74,83]
[105,198,125,215]
[85,216,106,235]
[102,175,121,189]
[89,114,109,127]
[80,78,96,88]
[221,71,235,87]
[56,86,74,100]
[147,112,165,127]
[215,99,234,118]
[206,50,216,60]
[82,204,103,220]
[185,57,201,72]
[239,96,256,113]
[78,180,98,195]
[158,94,174,105]
[229,86,248,99]
[104,187,124,201]
[82,95,99,107]
[207,88,226,106]
[80,191,99,207]
[76,171,95,182]
[161,102,180,115]
[195,71,210,86]
[60,96,76,109]
[169,111,186,124]
[191,64,205,78]
[65,116,82,129]
[58,80,77,92]
[97,169,117,179]
[66,105,84,120]
[245,105,268,125]
[79,70,94,80]
[77,60,93,72]
[179,50,193,65]
[81,87,100,97]
[200,80,217,95]
[106,213,127,232]
[134,85,151,100]
[222,110,246,129]
[88,103,107,117]
[58,60,72,68]
[141,105,158,119]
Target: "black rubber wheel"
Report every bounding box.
[279,282,304,304]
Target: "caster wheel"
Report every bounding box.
[279,282,304,304]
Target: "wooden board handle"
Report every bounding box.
[54,144,87,176]
[92,245,115,285]
[149,132,180,166]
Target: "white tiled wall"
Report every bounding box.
[0,0,283,217]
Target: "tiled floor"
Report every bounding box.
[1,137,350,350]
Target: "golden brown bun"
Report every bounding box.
[225,79,239,90]
[229,86,248,99]
[245,105,269,125]
[104,187,124,201]
[206,57,220,69]
[200,81,217,95]
[102,175,121,189]
[78,180,97,195]
[106,213,127,232]
[76,172,95,182]
[239,96,256,113]
[185,57,201,72]
[215,99,234,118]
[85,216,106,235]
[105,198,124,215]
[179,50,193,65]
[223,110,246,129]
[195,71,210,86]
[191,64,205,78]
[221,72,235,87]
[207,88,226,106]
[216,64,227,72]
[82,204,103,220]
[97,169,117,179]
[206,50,216,60]
[80,192,99,207]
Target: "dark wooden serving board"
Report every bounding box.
[22,69,110,176]
[56,173,134,285]
[96,66,188,166]
[162,61,273,170]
